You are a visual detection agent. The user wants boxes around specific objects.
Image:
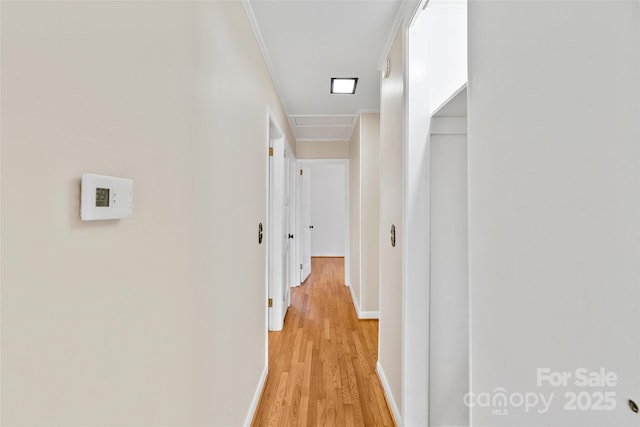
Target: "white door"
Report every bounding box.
[300,166,312,282]
[282,148,291,311]
[268,131,289,331]
[268,138,279,331]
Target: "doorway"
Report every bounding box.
[297,159,350,286]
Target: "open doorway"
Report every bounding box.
[297,159,349,286]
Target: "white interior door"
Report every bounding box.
[268,137,280,331]
[300,166,312,282]
[268,128,289,331]
[282,148,291,311]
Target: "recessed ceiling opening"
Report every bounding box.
[331,78,358,94]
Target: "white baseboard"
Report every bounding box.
[347,282,361,316]
[243,364,268,427]
[347,283,380,320]
[359,310,380,319]
[377,361,401,426]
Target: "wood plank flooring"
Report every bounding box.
[252,257,395,427]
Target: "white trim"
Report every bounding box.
[348,283,379,320]
[377,4,404,71]
[401,13,431,426]
[377,361,402,426]
[377,0,421,71]
[348,281,361,315]
[242,0,289,113]
[243,365,268,427]
[359,311,379,320]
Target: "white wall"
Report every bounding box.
[304,161,348,258]
[404,8,432,425]
[429,132,468,427]
[1,2,294,425]
[425,0,467,112]
[468,1,640,426]
[296,140,350,159]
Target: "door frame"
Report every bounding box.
[402,2,468,424]
[297,159,350,287]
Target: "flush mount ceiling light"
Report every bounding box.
[331,77,358,94]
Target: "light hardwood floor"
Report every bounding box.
[252,257,395,427]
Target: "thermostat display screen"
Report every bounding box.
[95,188,110,207]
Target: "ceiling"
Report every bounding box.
[246,0,403,143]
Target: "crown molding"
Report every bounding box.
[377,0,421,71]
[242,0,290,114]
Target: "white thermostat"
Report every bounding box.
[81,173,133,221]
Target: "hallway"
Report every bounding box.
[252,258,394,426]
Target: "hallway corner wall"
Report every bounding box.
[359,113,381,313]
[349,113,381,318]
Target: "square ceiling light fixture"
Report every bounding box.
[331,77,358,94]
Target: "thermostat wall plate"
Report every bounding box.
[81,173,133,221]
